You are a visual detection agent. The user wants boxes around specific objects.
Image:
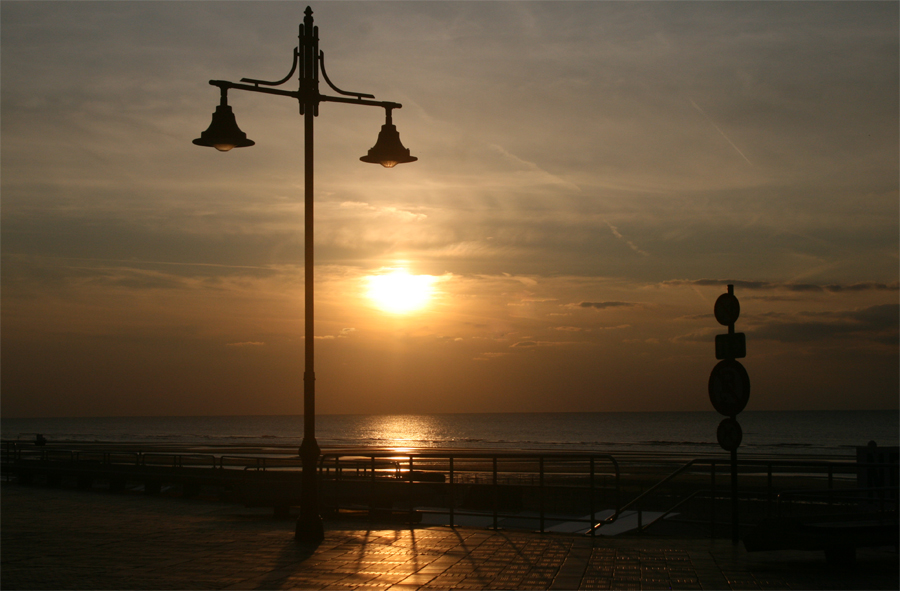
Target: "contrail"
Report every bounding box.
[690,98,753,166]
[605,220,650,257]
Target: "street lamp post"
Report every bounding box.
[193,6,416,543]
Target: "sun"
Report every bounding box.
[365,268,437,314]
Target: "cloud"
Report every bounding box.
[663,280,899,293]
[473,351,509,361]
[500,274,538,287]
[338,201,427,222]
[575,301,636,310]
[510,340,578,348]
[488,144,582,192]
[824,283,900,293]
[1,1,898,415]
[749,304,899,345]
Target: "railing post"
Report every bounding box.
[449,456,455,527]
[590,457,596,538]
[492,456,498,530]
[827,465,833,509]
[710,461,716,538]
[539,456,545,533]
[369,456,376,520]
[614,460,620,514]
[336,456,343,515]
[408,455,415,521]
[730,449,739,544]
[766,462,773,517]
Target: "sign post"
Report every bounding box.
[709,284,749,544]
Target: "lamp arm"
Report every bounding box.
[319,94,401,111]
[209,80,402,111]
[318,51,375,99]
[239,48,300,88]
[210,80,300,100]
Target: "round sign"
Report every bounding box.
[714,293,740,326]
[717,418,743,451]
[708,359,750,416]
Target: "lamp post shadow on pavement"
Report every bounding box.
[193,5,417,543]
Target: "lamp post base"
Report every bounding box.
[295,437,324,543]
[295,512,324,543]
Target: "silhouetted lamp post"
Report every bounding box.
[193,6,416,543]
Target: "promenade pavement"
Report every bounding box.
[2,482,897,590]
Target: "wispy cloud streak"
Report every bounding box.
[604,221,649,257]
[689,98,753,166]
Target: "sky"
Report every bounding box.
[2,1,897,418]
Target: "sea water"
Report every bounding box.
[2,411,897,457]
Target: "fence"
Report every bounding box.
[318,450,620,535]
[3,440,896,538]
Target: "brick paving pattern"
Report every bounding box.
[2,483,897,590]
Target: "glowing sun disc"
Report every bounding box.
[366,269,436,314]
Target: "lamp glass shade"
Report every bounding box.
[193,104,255,150]
[360,124,417,167]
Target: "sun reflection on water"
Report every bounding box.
[357,415,441,450]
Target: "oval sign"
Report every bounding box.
[717,417,743,452]
[708,359,750,416]
[714,293,740,326]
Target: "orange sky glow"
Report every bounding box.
[1,2,897,417]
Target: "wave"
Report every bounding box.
[637,440,716,447]
[4,411,895,457]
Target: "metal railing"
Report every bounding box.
[1,442,307,472]
[319,450,620,535]
[5,440,896,539]
[591,458,704,534]
[592,456,898,537]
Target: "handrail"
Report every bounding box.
[591,458,701,533]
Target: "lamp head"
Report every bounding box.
[360,110,416,167]
[193,101,254,152]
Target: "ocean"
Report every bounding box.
[2,411,897,458]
